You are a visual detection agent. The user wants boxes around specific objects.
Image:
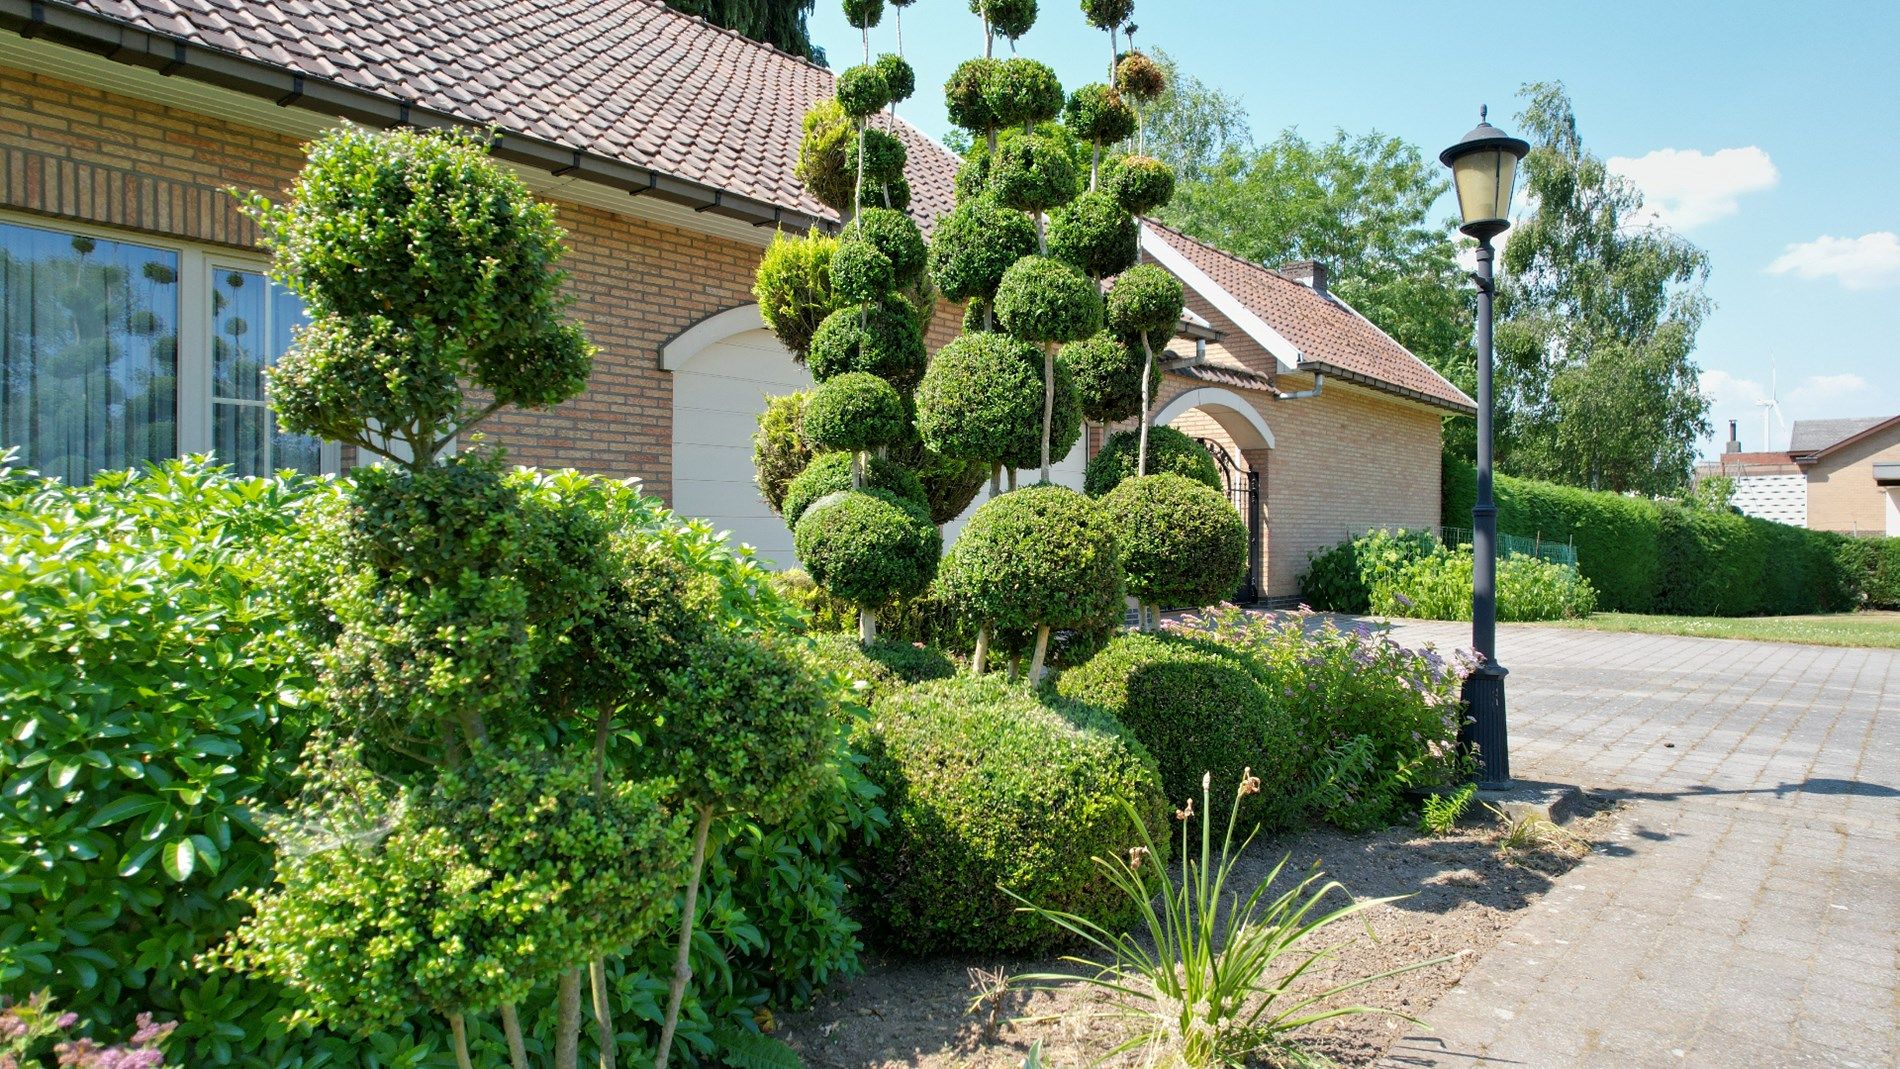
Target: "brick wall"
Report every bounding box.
[1804,423,1900,535]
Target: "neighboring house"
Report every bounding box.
[1700,421,1807,526]
[1696,416,1900,535]
[0,0,1471,601]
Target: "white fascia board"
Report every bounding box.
[1138,224,1301,371]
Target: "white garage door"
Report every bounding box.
[669,325,1091,570]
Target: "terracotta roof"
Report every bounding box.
[40,0,959,227]
[1141,220,1476,414]
[1163,360,1278,394]
[1789,415,1900,457]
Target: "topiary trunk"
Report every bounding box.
[655,807,715,1069]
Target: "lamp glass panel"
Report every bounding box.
[1453,148,1515,225]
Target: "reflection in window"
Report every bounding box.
[211,267,318,476]
[0,222,179,483]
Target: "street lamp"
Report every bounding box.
[1440,106,1528,789]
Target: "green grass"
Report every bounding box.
[1531,611,1900,648]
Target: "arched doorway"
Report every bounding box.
[1153,387,1275,604]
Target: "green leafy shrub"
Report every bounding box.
[834,64,889,118]
[842,0,883,28]
[913,331,1045,462]
[840,207,926,288]
[794,100,855,212]
[984,57,1064,128]
[1047,189,1139,279]
[1055,633,1299,827]
[928,195,1041,303]
[976,0,1037,39]
[935,484,1124,638]
[1114,50,1166,101]
[753,230,836,360]
[1084,425,1220,496]
[845,126,908,188]
[807,299,929,388]
[1080,0,1133,29]
[1107,154,1176,215]
[872,52,915,102]
[782,451,927,528]
[794,489,941,608]
[1368,549,1598,622]
[829,238,896,303]
[997,355,1083,472]
[753,390,812,516]
[944,57,1002,131]
[990,133,1082,213]
[1098,474,1247,610]
[994,255,1103,343]
[1298,527,1443,614]
[806,633,957,704]
[1063,83,1137,146]
[887,438,991,526]
[1105,262,1184,339]
[1060,331,1155,424]
[854,675,1168,954]
[801,372,907,453]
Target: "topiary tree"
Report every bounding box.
[993,255,1102,480]
[782,450,928,527]
[913,330,1045,487]
[802,371,906,457]
[1098,473,1248,624]
[794,488,942,635]
[1084,423,1221,496]
[935,483,1123,680]
[1048,188,1140,278]
[754,229,836,361]
[1104,261,1185,470]
[753,390,813,515]
[1060,330,1157,424]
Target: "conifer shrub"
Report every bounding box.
[807,300,929,387]
[934,484,1124,637]
[801,372,908,453]
[782,451,929,528]
[1061,330,1156,423]
[1063,83,1138,145]
[794,489,942,607]
[994,255,1104,342]
[854,675,1169,954]
[1107,153,1177,214]
[794,100,856,213]
[1099,473,1247,610]
[835,65,889,117]
[842,207,928,288]
[1047,189,1140,278]
[754,230,836,360]
[990,132,1082,212]
[928,195,1041,302]
[1084,425,1221,495]
[754,390,812,515]
[913,331,1046,461]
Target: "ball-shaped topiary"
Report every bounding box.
[1063,83,1138,145]
[994,255,1104,343]
[1114,50,1166,101]
[843,207,928,288]
[804,633,956,705]
[934,483,1124,633]
[845,127,908,186]
[944,57,1002,131]
[872,52,916,103]
[961,299,993,333]
[897,445,991,525]
[829,239,895,303]
[1108,153,1176,215]
[1047,189,1140,279]
[1055,632,1300,826]
[928,195,1040,303]
[782,451,929,528]
[1059,330,1157,423]
[801,371,908,454]
[794,488,941,607]
[984,57,1064,129]
[855,674,1169,954]
[807,300,928,388]
[997,355,1083,472]
[754,230,835,360]
[794,99,855,212]
[1098,473,1248,609]
[859,175,912,212]
[753,390,812,515]
[842,0,884,30]
[1079,0,1134,30]
[913,331,1045,461]
[1083,424,1222,496]
[953,150,992,202]
[989,131,1081,212]
[971,0,1038,40]
[1105,262,1185,339]
[835,64,890,118]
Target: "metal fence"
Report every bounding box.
[1349,525,1580,570]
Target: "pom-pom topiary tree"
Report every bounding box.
[795,488,942,616]
[1083,423,1221,496]
[1098,472,1249,626]
[754,230,835,361]
[1104,261,1185,470]
[782,450,929,527]
[1060,330,1158,424]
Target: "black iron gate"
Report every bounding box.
[1195,437,1262,604]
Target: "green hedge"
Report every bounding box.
[1444,457,1871,617]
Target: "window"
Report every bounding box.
[0,216,334,481]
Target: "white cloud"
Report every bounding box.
[1789,372,1870,407]
[1766,232,1900,290]
[1607,146,1779,231]
[1700,368,1877,454]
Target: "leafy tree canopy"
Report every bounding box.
[663,0,821,62]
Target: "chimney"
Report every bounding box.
[1277,260,1329,298]
[1725,420,1741,454]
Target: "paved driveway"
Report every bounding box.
[1368,621,1899,1069]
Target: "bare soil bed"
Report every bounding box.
[776,795,1624,1068]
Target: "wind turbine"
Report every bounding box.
[1755,362,1786,450]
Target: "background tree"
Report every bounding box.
[661,0,821,62]
[1497,81,1712,494]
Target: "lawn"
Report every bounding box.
[1532,611,1900,648]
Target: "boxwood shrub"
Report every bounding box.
[1083,425,1220,497]
[854,675,1169,954]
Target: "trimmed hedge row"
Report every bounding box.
[1443,457,1884,616]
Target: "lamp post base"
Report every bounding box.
[1461,662,1511,789]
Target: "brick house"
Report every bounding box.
[1698,416,1900,535]
[0,0,1471,601]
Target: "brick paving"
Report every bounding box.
[1369,621,1900,1069]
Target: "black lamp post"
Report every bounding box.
[1440,106,1528,789]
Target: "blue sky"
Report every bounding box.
[809,0,1900,457]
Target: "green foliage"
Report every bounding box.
[935,484,1124,634]
[914,331,1045,462]
[1367,548,1598,622]
[1418,783,1477,835]
[985,57,1065,128]
[1107,153,1177,215]
[928,195,1040,303]
[997,355,1083,472]
[841,0,882,28]
[1047,190,1139,279]
[1079,0,1132,29]
[1099,474,1246,609]
[887,438,991,525]
[845,127,908,188]
[794,99,856,212]
[841,207,927,289]
[800,372,907,453]
[1055,633,1299,827]
[859,174,912,212]
[754,230,836,360]
[990,132,1083,213]
[973,0,1038,40]
[1113,50,1166,101]
[1105,262,1184,337]
[1839,537,1900,610]
[829,239,895,303]
[660,0,818,60]
[1135,49,1249,187]
[1060,331,1154,424]
[806,300,928,388]
[244,127,591,462]
[945,57,1002,131]
[781,451,927,528]
[794,489,941,608]
[1064,83,1138,146]
[872,52,915,102]
[994,255,1103,343]
[835,65,888,118]
[855,675,1168,954]
[754,390,813,517]
[1084,425,1219,496]
[1298,527,1442,614]
[804,633,956,704]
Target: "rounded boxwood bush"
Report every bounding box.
[913,330,1045,461]
[945,57,1002,131]
[997,356,1082,472]
[1106,262,1185,338]
[953,149,993,202]
[807,300,928,388]
[753,389,811,515]
[843,207,927,288]
[1084,425,1221,496]
[806,632,956,704]
[935,483,1124,633]
[795,99,855,212]
[984,57,1063,128]
[1108,154,1176,215]
[1115,50,1166,101]
[1047,189,1139,279]
[1064,83,1138,145]
[1060,330,1157,424]
[782,451,928,528]
[860,175,912,212]
[889,438,992,525]
[990,131,1081,212]
[873,52,915,103]
[801,371,907,453]
[829,239,895,303]
[1055,632,1299,826]
[835,64,889,118]
[843,0,883,27]
[754,230,835,360]
[971,0,1038,40]
[1099,473,1247,608]
[929,195,1040,303]
[794,488,940,606]
[994,255,1103,343]
[845,127,908,187]
[1080,0,1133,30]
[855,674,1168,954]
